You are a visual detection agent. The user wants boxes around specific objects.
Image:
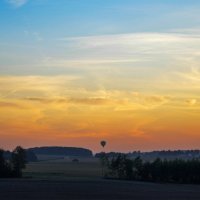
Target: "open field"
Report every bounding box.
[1,179,200,200]
[24,158,102,179]
[0,158,199,200]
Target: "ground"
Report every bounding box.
[0,157,200,200]
[1,179,200,200]
[23,157,102,179]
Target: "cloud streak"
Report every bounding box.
[0,101,21,108]
[52,31,200,71]
[6,0,28,8]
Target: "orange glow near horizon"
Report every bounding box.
[0,75,200,153]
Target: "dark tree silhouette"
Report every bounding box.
[108,154,133,179]
[100,140,108,177]
[0,149,12,178]
[104,155,200,184]
[0,149,6,177]
[0,146,28,178]
[11,146,26,178]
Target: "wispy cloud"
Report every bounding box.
[23,97,112,106]
[186,99,197,106]
[57,32,200,67]
[60,32,200,49]
[6,0,28,8]
[0,101,21,109]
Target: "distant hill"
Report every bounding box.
[4,150,38,162]
[28,146,93,157]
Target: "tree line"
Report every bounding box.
[0,146,26,178]
[96,150,200,160]
[101,153,200,184]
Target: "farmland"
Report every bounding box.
[1,178,200,200]
[24,157,102,179]
[0,158,200,200]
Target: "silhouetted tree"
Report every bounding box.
[0,149,13,178]
[108,154,133,179]
[132,156,143,180]
[11,146,26,178]
[0,149,5,177]
[99,152,109,177]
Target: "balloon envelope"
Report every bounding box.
[101,141,106,148]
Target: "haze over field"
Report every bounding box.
[0,0,200,152]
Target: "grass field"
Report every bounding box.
[23,157,102,180]
[0,158,197,199]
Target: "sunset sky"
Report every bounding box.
[0,0,200,152]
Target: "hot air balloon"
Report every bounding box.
[100,140,106,148]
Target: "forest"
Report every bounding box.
[101,154,200,184]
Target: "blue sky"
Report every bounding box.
[1,0,200,37]
[1,0,200,76]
